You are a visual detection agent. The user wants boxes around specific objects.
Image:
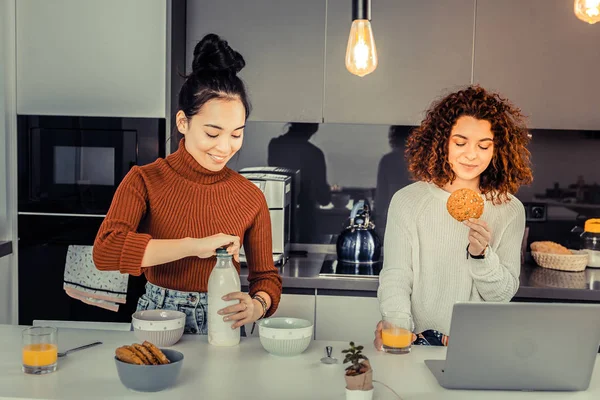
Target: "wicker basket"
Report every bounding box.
[531,250,589,272]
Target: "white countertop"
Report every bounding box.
[0,324,598,400]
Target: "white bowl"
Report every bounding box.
[132,310,186,347]
[258,317,313,356]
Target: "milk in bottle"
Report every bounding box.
[207,248,241,346]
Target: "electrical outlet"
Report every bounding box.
[523,202,547,222]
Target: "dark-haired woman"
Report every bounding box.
[374,85,533,349]
[93,34,282,335]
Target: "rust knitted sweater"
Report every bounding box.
[93,140,282,315]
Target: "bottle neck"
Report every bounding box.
[215,256,233,268]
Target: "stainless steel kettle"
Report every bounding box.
[336,200,382,264]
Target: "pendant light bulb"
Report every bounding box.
[345,0,378,77]
[574,0,600,24]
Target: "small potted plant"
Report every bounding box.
[342,342,374,399]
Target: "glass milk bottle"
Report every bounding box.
[207,248,241,346]
[581,219,600,268]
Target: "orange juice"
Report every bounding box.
[382,327,412,349]
[22,343,58,367]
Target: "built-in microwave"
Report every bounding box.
[17,115,165,215]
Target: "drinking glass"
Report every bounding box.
[22,326,58,374]
[381,312,414,354]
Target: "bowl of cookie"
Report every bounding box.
[530,241,589,272]
[114,341,184,392]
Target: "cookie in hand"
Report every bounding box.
[446,188,484,222]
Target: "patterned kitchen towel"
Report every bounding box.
[63,245,128,311]
[64,288,120,312]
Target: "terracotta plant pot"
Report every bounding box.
[344,360,373,391]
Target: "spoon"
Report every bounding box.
[320,345,338,364]
[58,341,102,357]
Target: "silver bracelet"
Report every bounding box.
[252,294,268,319]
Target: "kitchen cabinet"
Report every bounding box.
[186,0,326,123]
[323,0,475,125]
[244,293,316,338]
[315,295,380,344]
[0,257,13,325]
[1,0,17,325]
[16,0,168,118]
[474,0,600,130]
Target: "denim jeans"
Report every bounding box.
[136,282,208,335]
[414,330,449,346]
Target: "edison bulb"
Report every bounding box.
[574,0,600,24]
[345,19,378,77]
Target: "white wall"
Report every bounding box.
[0,2,8,240]
[1,0,19,325]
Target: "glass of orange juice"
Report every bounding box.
[22,326,58,374]
[381,312,414,354]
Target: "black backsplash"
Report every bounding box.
[232,122,600,248]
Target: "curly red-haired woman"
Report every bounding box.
[375,85,533,349]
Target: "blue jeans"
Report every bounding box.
[136,282,208,335]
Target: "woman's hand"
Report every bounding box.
[464,218,492,256]
[218,292,262,329]
[191,233,240,262]
[373,321,384,351]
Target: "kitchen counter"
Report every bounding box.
[0,324,598,399]
[240,252,600,301]
[0,241,12,259]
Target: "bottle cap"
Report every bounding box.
[584,219,600,234]
[216,248,230,257]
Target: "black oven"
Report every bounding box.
[18,115,165,215]
[17,115,165,325]
[17,214,149,325]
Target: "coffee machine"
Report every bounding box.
[238,167,299,266]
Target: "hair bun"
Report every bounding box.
[191,33,245,75]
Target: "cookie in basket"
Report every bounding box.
[530,241,572,255]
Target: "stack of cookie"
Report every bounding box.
[115,341,171,365]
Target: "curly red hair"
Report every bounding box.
[406,85,533,203]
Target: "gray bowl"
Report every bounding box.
[114,349,184,392]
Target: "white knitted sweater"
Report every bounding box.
[377,181,525,335]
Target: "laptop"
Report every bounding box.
[425,302,600,391]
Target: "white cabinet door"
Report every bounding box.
[244,293,316,338]
[187,0,326,123]
[0,257,13,324]
[323,0,474,125]
[1,0,17,325]
[474,0,600,130]
[315,295,380,345]
[16,0,167,118]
